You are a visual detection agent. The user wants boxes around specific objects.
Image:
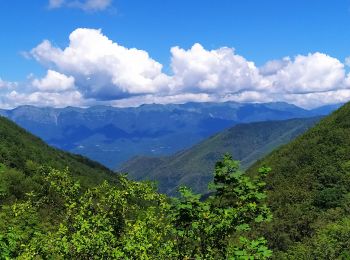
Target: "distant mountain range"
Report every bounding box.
[121,116,321,195]
[0,102,341,169]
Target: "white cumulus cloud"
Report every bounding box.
[170,43,266,93]
[265,53,346,94]
[31,28,171,100]
[32,70,75,92]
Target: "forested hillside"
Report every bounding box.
[247,102,350,258]
[0,115,118,194]
[122,117,320,195]
[0,115,272,258]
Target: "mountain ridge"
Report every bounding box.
[0,101,339,169]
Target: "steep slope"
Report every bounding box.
[246,102,350,256]
[0,101,330,169]
[121,117,320,195]
[0,115,117,188]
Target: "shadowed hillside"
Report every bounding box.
[121,117,320,195]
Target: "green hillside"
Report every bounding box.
[246,102,350,258]
[121,117,320,195]
[0,115,273,259]
[0,115,118,194]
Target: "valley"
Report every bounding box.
[0,102,339,169]
[121,116,321,195]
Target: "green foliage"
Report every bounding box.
[0,168,172,259]
[170,154,272,259]
[281,217,350,259]
[0,200,41,259]
[246,102,350,256]
[0,154,272,259]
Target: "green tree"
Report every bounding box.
[171,154,272,259]
[282,217,350,259]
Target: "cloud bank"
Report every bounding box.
[2,28,350,109]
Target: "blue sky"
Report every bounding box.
[1,0,350,108]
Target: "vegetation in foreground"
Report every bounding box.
[0,154,272,259]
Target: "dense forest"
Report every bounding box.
[1,101,350,258]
